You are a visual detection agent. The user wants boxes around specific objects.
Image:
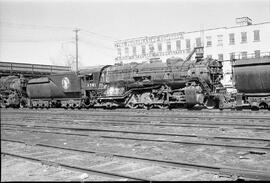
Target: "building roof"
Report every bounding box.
[115,21,270,44]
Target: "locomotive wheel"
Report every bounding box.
[235,106,242,111]
[126,103,138,109]
[186,104,195,109]
[126,94,139,109]
[156,104,169,109]
[251,106,259,111]
[143,104,153,110]
[83,103,92,109]
[204,97,217,109]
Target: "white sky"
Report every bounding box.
[0,0,269,68]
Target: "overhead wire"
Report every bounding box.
[0,21,119,41]
[79,36,114,50]
[80,29,119,41]
[0,38,74,43]
[0,21,75,31]
[0,21,117,59]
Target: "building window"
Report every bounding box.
[255,50,260,58]
[254,30,260,41]
[196,37,202,47]
[206,36,212,47]
[218,54,223,61]
[158,43,162,52]
[229,33,235,45]
[176,40,181,50]
[217,35,223,46]
[117,48,121,57]
[142,45,146,55]
[132,46,136,56]
[167,41,171,51]
[241,51,247,59]
[125,47,129,56]
[149,44,154,53]
[230,52,235,60]
[186,39,190,49]
[241,32,247,43]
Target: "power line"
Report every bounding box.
[0,39,74,43]
[0,21,119,40]
[80,29,118,41]
[0,21,74,31]
[80,38,115,51]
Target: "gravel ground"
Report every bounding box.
[1,108,270,181]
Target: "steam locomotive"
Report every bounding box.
[24,47,223,109]
[0,75,28,108]
[1,47,269,110]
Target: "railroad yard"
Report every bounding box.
[1,108,270,181]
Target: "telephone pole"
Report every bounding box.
[73,28,80,74]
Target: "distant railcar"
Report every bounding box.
[232,56,270,110]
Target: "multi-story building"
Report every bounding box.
[114,17,270,88]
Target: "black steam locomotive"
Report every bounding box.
[24,47,223,109]
[0,75,28,108]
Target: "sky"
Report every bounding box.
[0,0,270,69]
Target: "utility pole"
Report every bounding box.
[73,28,80,74]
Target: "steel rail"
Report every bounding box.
[1,151,150,181]
[2,138,270,180]
[2,127,270,151]
[2,109,270,120]
[4,116,270,129]
[3,107,270,113]
[48,119,270,129]
[2,123,270,142]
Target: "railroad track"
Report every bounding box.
[2,108,270,120]
[2,123,270,142]
[4,114,270,128]
[3,118,270,131]
[1,141,149,181]
[2,112,270,131]
[2,109,270,180]
[2,124,270,151]
[2,138,270,181]
[32,118,270,130]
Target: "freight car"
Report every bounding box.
[232,56,270,110]
[26,47,224,109]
